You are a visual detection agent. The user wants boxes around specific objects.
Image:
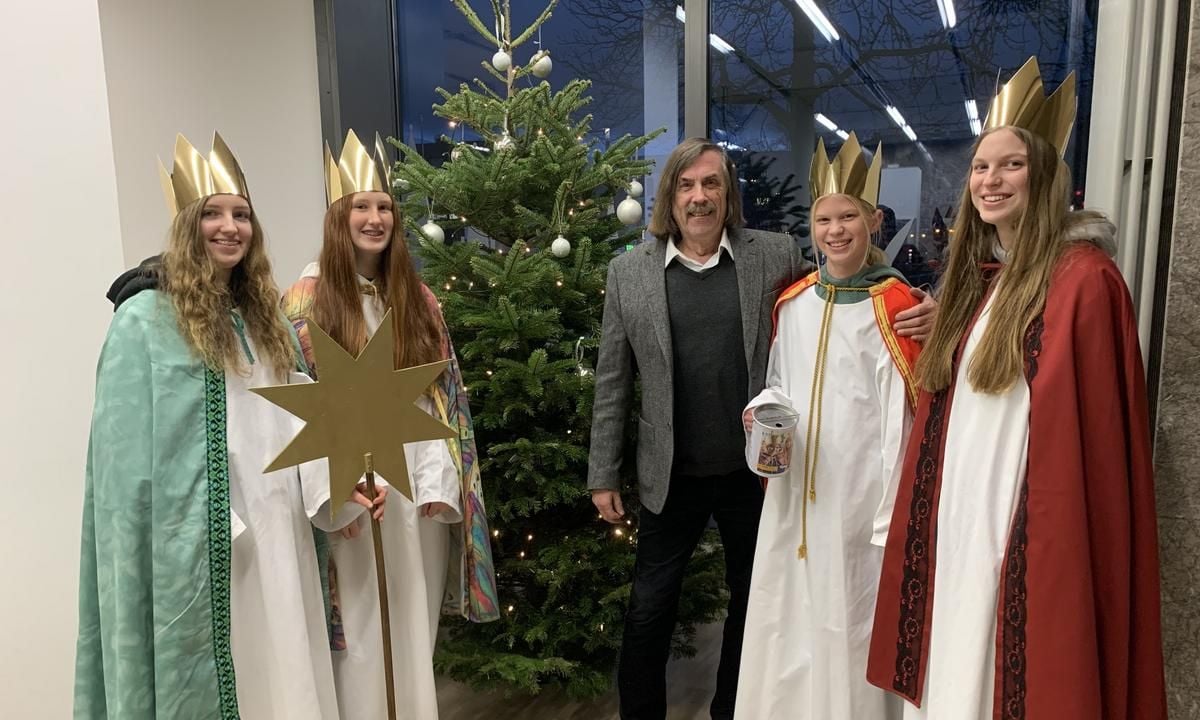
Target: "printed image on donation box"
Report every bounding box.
[745,403,799,477]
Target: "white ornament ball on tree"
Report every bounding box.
[531,53,553,79]
[492,50,512,72]
[392,176,410,192]
[629,179,643,198]
[494,132,516,153]
[450,145,464,161]
[617,197,643,225]
[550,235,571,257]
[421,221,445,244]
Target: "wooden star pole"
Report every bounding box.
[251,311,455,720]
[362,451,396,719]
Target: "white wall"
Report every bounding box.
[98,0,328,284]
[0,3,126,717]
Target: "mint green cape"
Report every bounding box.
[74,291,319,719]
[74,291,238,718]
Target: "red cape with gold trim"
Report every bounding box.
[773,270,922,411]
[866,244,1166,718]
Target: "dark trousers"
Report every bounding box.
[617,468,764,720]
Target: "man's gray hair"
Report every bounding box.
[647,138,745,242]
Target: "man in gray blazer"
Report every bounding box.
[587,138,934,719]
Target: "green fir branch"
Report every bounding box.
[450,0,500,47]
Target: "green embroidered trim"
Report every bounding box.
[204,367,241,719]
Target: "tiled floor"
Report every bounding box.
[436,622,723,719]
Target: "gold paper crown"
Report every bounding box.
[158,132,250,218]
[325,130,393,206]
[809,132,882,208]
[983,56,1077,157]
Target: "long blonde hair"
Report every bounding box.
[161,195,296,378]
[916,127,1108,394]
[311,195,443,369]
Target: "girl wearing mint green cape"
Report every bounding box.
[74,180,384,719]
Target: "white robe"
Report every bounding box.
[225,333,365,720]
[298,263,463,720]
[735,289,909,720]
[902,293,1029,720]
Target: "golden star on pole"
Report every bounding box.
[251,310,456,517]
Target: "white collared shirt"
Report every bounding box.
[665,230,734,272]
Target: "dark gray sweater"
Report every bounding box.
[665,254,749,477]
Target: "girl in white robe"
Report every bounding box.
[282,130,499,719]
[286,261,461,720]
[735,136,922,719]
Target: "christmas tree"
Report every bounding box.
[388,0,728,699]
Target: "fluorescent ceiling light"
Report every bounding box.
[886,104,918,143]
[965,100,981,135]
[708,33,735,54]
[936,0,957,29]
[917,142,934,164]
[814,113,838,131]
[835,130,849,141]
[677,6,737,55]
[794,0,840,43]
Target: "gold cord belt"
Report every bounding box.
[798,282,872,560]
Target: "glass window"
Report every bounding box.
[395,0,685,212]
[708,0,1097,283]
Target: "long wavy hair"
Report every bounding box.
[161,195,296,379]
[811,193,888,273]
[916,126,1110,394]
[311,194,443,368]
[647,137,745,242]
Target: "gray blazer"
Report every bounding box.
[587,228,808,514]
